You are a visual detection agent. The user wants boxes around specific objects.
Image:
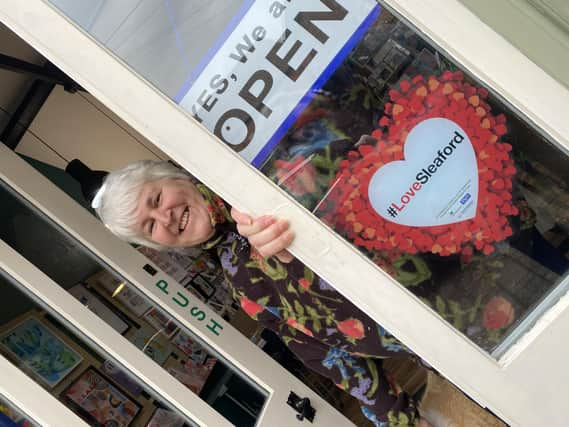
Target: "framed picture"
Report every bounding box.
[146,408,185,427]
[62,367,141,427]
[96,274,151,317]
[100,360,143,397]
[171,331,207,364]
[137,247,195,284]
[199,270,219,284]
[69,284,129,334]
[188,275,215,301]
[143,308,178,338]
[130,325,174,366]
[0,316,82,389]
[183,285,206,303]
[165,358,217,395]
[115,287,152,318]
[206,298,226,316]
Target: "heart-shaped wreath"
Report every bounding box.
[321,71,518,258]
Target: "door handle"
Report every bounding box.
[287,391,315,422]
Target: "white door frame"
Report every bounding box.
[2,1,569,426]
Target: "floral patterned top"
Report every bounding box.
[198,185,419,426]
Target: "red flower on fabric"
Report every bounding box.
[298,278,311,290]
[286,318,314,337]
[274,156,317,196]
[337,318,366,340]
[240,297,264,318]
[322,71,518,260]
[482,296,515,330]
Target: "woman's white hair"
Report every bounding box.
[94,160,191,249]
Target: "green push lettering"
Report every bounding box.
[206,319,224,336]
[155,280,169,294]
[173,292,189,307]
[190,307,206,321]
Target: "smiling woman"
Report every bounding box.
[134,178,215,248]
[94,161,205,250]
[92,160,432,427]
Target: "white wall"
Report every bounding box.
[0,24,45,129]
[0,22,166,171]
[15,86,169,170]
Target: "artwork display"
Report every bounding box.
[172,331,207,364]
[143,308,178,338]
[100,360,143,397]
[62,367,141,427]
[97,275,152,317]
[188,275,215,301]
[0,317,82,388]
[0,412,33,427]
[130,325,174,366]
[184,285,206,303]
[69,284,129,334]
[199,270,219,284]
[146,408,185,427]
[166,358,217,395]
[138,247,196,285]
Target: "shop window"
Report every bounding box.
[44,0,569,357]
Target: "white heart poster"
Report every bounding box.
[368,118,478,227]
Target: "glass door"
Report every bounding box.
[0,136,353,425]
[34,0,569,355]
[0,262,199,427]
[2,1,569,426]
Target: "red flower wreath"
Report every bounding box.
[322,71,518,258]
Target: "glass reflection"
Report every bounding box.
[259,13,569,352]
[45,0,569,354]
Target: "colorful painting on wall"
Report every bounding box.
[62,367,141,427]
[130,325,174,366]
[100,360,143,397]
[146,408,185,427]
[172,331,207,364]
[166,358,217,395]
[143,308,178,338]
[69,284,129,334]
[0,316,82,389]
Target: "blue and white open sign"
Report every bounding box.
[177,0,380,166]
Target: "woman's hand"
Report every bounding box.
[231,208,295,263]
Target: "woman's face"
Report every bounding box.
[134,178,214,248]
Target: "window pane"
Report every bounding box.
[0,179,266,427]
[45,0,569,356]
[0,270,195,427]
